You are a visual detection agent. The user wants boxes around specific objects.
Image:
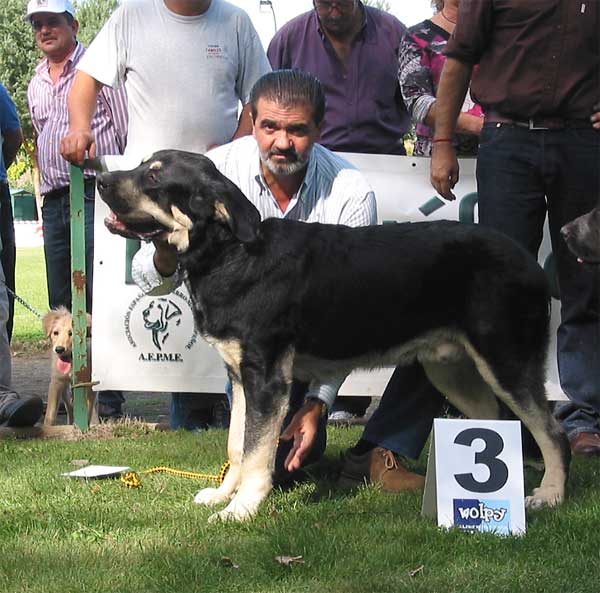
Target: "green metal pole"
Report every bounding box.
[69,165,90,431]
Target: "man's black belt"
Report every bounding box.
[485,110,593,130]
[43,177,96,201]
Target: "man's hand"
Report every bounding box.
[430,142,460,201]
[280,398,324,473]
[60,129,96,165]
[592,102,600,130]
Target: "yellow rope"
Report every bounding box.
[121,461,230,489]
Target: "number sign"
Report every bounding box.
[422,419,526,536]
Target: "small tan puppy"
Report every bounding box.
[42,307,98,426]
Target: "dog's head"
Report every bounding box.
[96,150,261,252]
[561,206,600,264]
[42,307,92,375]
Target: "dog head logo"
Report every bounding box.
[142,298,182,350]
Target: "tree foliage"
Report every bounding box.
[362,0,392,12]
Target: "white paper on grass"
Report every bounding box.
[62,465,130,479]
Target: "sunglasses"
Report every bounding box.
[314,0,357,12]
[30,16,66,31]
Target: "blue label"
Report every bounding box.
[453,499,512,535]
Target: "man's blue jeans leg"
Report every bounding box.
[476,124,600,440]
[41,185,95,311]
[0,184,15,341]
[362,362,445,459]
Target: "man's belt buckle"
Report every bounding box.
[528,118,550,131]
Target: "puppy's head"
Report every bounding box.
[97,150,261,252]
[42,308,92,375]
[561,206,600,264]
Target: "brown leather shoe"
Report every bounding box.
[338,446,425,492]
[570,432,600,456]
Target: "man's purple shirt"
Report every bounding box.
[268,6,410,155]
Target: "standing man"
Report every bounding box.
[0,83,23,342]
[268,0,411,421]
[26,0,128,418]
[60,0,271,429]
[267,0,409,156]
[431,0,600,455]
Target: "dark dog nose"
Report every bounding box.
[55,346,65,354]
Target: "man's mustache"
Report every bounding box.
[269,148,298,161]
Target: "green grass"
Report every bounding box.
[0,425,598,593]
[14,246,47,345]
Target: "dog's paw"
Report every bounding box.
[525,486,564,510]
[207,498,256,523]
[193,487,232,507]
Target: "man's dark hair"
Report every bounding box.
[250,69,326,126]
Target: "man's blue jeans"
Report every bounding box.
[0,183,15,340]
[41,181,96,311]
[476,124,600,440]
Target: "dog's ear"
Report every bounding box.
[42,311,58,336]
[189,160,261,244]
[212,189,261,244]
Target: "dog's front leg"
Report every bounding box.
[194,375,245,507]
[44,376,68,426]
[209,348,294,523]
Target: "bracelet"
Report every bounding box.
[432,138,453,143]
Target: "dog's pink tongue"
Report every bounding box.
[56,359,72,375]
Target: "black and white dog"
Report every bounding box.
[97,150,570,522]
[561,205,600,264]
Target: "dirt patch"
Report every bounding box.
[11,350,171,425]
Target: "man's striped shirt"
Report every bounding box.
[27,42,128,196]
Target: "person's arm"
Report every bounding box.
[279,377,345,472]
[60,71,105,165]
[231,104,253,141]
[2,127,23,170]
[424,102,483,136]
[280,398,326,473]
[429,57,473,201]
[131,240,183,296]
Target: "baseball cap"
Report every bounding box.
[25,0,76,20]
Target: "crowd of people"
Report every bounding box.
[1,0,598,493]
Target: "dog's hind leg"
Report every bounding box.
[209,347,294,523]
[463,346,570,509]
[194,375,245,507]
[421,357,502,420]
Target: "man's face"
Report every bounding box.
[30,12,78,60]
[313,0,359,35]
[253,98,321,178]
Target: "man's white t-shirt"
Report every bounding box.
[78,0,271,159]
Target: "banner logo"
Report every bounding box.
[124,290,198,362]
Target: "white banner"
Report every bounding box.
[92,154,565,399]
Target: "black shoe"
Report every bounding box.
[0,393,44,427]
[97,403,124,420]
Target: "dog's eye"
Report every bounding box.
[68,331,72,337]
[53,330,58,336]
